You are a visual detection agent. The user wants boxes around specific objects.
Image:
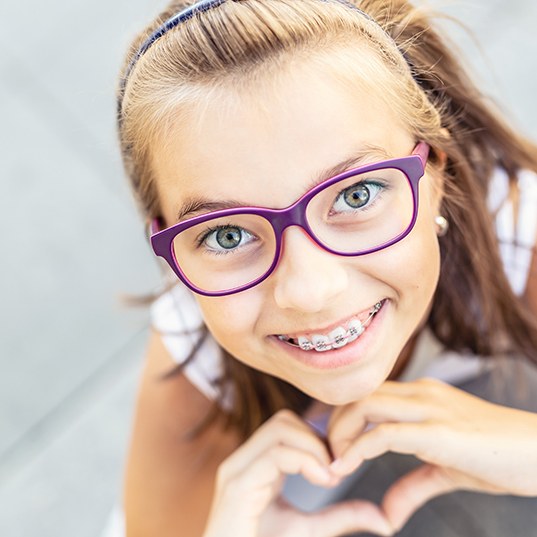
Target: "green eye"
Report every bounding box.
[197,224,256,253]
[343,184,370,208]
[331,181,384,214]
[215,227,242,249]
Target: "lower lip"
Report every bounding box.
[270,300,389,370]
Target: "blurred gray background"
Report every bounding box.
[0,1,536,536]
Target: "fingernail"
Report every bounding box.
[377,520,395,537]
[387,514,406,534]
[329,459,343,474]
[330,457,361,476]
[329,458,345,475]
[312,465,334,483]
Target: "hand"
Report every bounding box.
[203,409,394,537]
[327,378,537,532]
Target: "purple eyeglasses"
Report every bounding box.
[151,142,429,296]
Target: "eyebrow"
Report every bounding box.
[175,144,390,223]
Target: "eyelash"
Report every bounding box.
[195,224,249,254]
[192,178,391,251]
[196,225,225,247]
[331,179,389,213]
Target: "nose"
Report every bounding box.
[272,227,349,312]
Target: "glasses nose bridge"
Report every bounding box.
[270,197,312,241]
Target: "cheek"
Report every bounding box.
[408,226,441,297]
[422,169,445,227]
[369,204,441,306]
[399,204,442,304]
[196,293,265,354]
[397,174,442,295]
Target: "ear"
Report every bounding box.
[145,218,153,242]
[426,156,446,216]
[435,148,447,171]
[434,128,450,172]
[428,130,450,213]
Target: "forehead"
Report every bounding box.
[152,48,414,220]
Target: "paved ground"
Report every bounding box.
[1,1,536,536]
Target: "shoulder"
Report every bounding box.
[124,330,240,536]
[150,284,230,405]
[135,329,226,441]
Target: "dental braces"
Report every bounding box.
[280,301,383,351]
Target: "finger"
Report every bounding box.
[328,394,432,459]
[246,444,337,489]
[327,404,368,458]
[327,378,449,452]
[376,378,448,396]
[381,463,458,532]
[258,410,333,463]
[304,499,394,537]
[331,422,437,476]
[215,444,339,521]
[222,410,332,478]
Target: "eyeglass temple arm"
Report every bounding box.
[413,142,430,168]
[149,218,162,236]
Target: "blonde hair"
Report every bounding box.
[118,0,537,440]
[119,0,451,218]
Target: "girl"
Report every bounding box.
[116,1,537,536]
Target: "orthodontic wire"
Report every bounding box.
[281,301,382,349]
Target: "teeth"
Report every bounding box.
[329,326,348,348]
[347,319,364,341]
[311,335,332,352]
[298,336,315,351]
[280,301,383,351]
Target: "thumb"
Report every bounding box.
[304,499,394,537]
[381,464,458,532]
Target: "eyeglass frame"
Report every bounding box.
[150,142,430,297]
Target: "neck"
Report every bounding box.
[388,333,418,380]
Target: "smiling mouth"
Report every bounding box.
[277,300,384,352]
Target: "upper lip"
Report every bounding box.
[274,300,384,338]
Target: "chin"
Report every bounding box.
[299,375,386,406]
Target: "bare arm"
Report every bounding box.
[124,330,241,537]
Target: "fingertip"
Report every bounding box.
[381,501,406,533]
[329,458,345,476]
[329,456,363,477]
[371,520,396,537]
[386,516,405,535]
[382,499,409,535]
[308,464,336,485]
[379,524,396,537]
[357,504,395,537]
[317,474,345,489]
[369,510,396,537]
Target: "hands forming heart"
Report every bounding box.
[203,378,537,537]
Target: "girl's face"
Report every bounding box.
[152,52,443,405]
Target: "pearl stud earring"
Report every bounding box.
[434,215,449,237]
